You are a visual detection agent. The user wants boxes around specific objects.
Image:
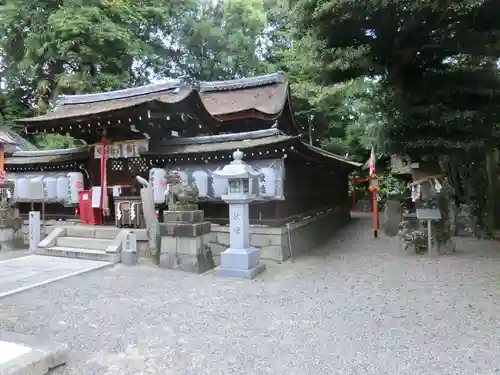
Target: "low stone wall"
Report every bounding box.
[208,205,351,263]
[22,206,350,264]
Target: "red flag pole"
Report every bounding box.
[371,189,379,238]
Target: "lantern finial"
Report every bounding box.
[233,149,243,162]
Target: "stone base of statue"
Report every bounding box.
[168,203,199,212]
[216,247,266,279]
[158,209,214,273]
[0,225,14,252]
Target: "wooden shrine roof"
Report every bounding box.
[199,72,288,117]
[302,143,362,168]
[5,147,89,166]
[146,128,294,155]
[16,83,199,124]
[15,72,304,134]
[146,127,360,170]
[0,126,38,154]
[147,135,296,156]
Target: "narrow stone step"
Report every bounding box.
[37,246,120,263]
[55,236,113,251]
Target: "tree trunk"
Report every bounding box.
[485,148,497,235]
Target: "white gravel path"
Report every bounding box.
[2,216,500,375]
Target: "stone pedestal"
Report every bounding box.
[383,199,402,237]
[121,232,138,266]
[215,202,266,279]
[0,226,14,252]
[158,209,214,273]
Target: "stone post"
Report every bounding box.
[158,205,214,273]
[212,150,266,279]
[0,182,16,252]
[121,232,138,265]
[28,211,40,253]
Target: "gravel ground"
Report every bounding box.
[2,216,500,375]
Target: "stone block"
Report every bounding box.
[176,237,203,256]
[205,231,216,243]
[0,330,68,375]
[137,241,151,258]
[209,242,226,256]
[38,227,64,249]
[216,247,266,279]
[219,247,260,270]
[64,226,95,238]
[121,250,137,266]
[216,231,230,246]
[160,251,215,274]
[0,227,14,242]
[383,200,402,237]
[260,245,285,262]
[168,203,198,211]
[163,210,204,224]
[95,228,121,239]
[250,233,282,247]
[160,236,177,254]
[159,222,211,237]
[159,235,214,273]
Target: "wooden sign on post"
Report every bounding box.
[416,208,442,257]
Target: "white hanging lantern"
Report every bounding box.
[67,172,84,204]
[192,170,209,198]
[258,167,276,197]
[44,176,58,201]
[149,168,167,204]
[57,176,70,203]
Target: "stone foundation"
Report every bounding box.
[25,204,350,263]
[209,205,351,263]
[158,210,215,273]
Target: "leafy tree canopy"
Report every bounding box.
[291,0,500,157]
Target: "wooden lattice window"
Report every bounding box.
[128,157,149,174]
[111,160,124,171]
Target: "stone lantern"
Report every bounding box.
[212,149,266,279]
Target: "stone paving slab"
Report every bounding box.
[0,255,113,299]
[0,331,68,375]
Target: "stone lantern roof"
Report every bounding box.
[213,150,259,179]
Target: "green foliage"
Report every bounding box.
[277,32,382,160]
[398,219,428,253]
[0,0,383,159]
[292,0,500,156]
[174,0,269,81]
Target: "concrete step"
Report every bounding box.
[37,246,120,262]
[56,236,113,251]
[64,226,120,239]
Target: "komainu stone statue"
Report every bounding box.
[165,170,199,208]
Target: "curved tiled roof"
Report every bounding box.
[16,72,301,130]
[17,86,195,123]
[57,80,184,105]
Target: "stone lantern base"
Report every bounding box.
[216,247,266,279]
[158,209,215,274]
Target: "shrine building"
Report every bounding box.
[9,72,360,262]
